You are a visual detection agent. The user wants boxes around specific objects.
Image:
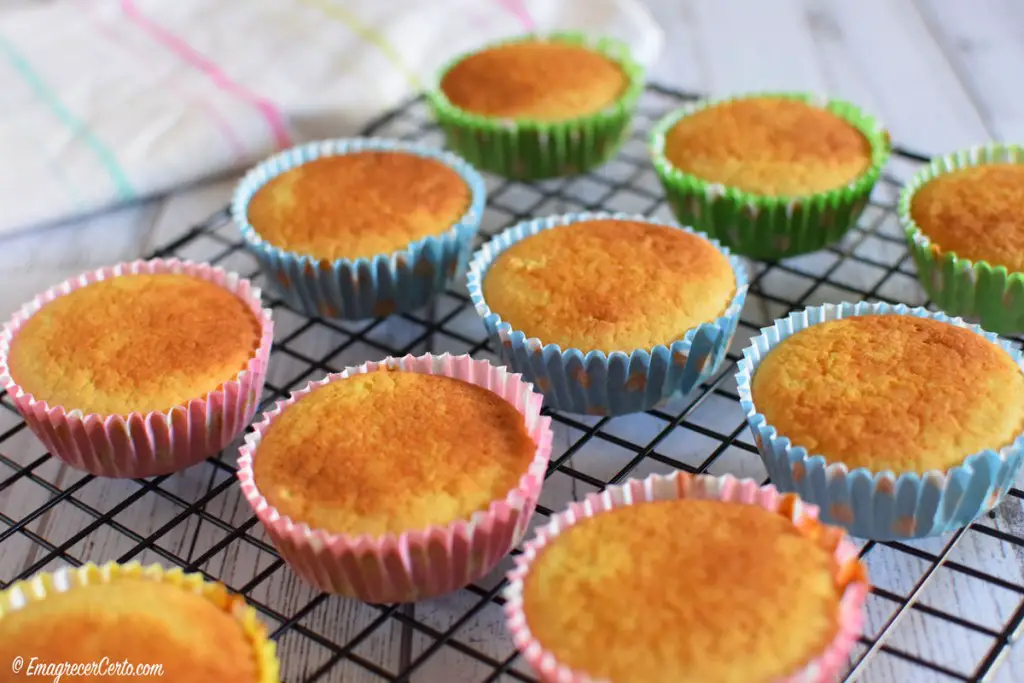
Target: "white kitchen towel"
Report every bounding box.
[0,0,662,237]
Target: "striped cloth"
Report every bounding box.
[0,0,661,237]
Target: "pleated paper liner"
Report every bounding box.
[737,301,1024,541]
[467,211,748,416]
[900,143,1024,335]
[504,472,869,683]
[0,259,273,478]
[237,353,553,603]
[0,561,279,682]
[231,137,486,320]
[426,32,645,180]
[650,91,891,260]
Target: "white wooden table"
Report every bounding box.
[1,1,1022,682]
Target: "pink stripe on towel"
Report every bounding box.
[495,0,536,31]
[121,0,291,150]
[88,5,250,165]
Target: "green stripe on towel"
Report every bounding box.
[0,34,134,201]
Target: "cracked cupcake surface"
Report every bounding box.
[246,150,471,261]
[252,369,536,536]
[663,96,872,197]
[522,498,856,683]
[481,219,735,352]
[8,273,261,415]
[751,314,1024,473]
[439,40,628,122]
[909,163,1024,273]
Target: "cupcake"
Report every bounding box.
[650,92,891,259]
[237,353,552,603]
[232,137,485,320]
[0,562,278,682]
[505,472,869,683]
[427,32,645,179]
[737,301,1024,540]
[900,144,1024,334]
[0,259,273,478]
[467,212,747,416]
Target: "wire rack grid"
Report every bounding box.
[0,84,1022,683]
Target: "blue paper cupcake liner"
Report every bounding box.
[467,211,749,416]
[736,301,1024,541]
[231,137,486,320]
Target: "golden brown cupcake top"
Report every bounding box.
[253,370,536,536]
[246,151,471,261]
[8,273,261,415]
[482,219,735,352]
[0,578,260,683]
[523,498,854,683]
[439,40,628,122]
[663,97,873,196]
[910,163,1024,273]
[751,314,1024,473]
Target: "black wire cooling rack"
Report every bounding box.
[1,84,1022,683]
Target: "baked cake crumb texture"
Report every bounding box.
[910,163,1024,273]
[482,219,736,352]
[0,578,259,683]
[9,273,261,415]
[440,40,628,122]
[664,97,872,197]
[522,498,843,683]
[247,151,471,261]
[751,314,1024,473]
[253,370,536,536]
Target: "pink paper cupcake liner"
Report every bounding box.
[0,259,274,479]
[237,353,554,603]
[504,472,870,683]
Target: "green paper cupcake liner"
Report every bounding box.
[426,32,645,180]
[899,143,1024,335]
[650,92,891,260]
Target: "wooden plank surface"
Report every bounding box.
[1,1,1023,682]
[915,0,1024,142]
